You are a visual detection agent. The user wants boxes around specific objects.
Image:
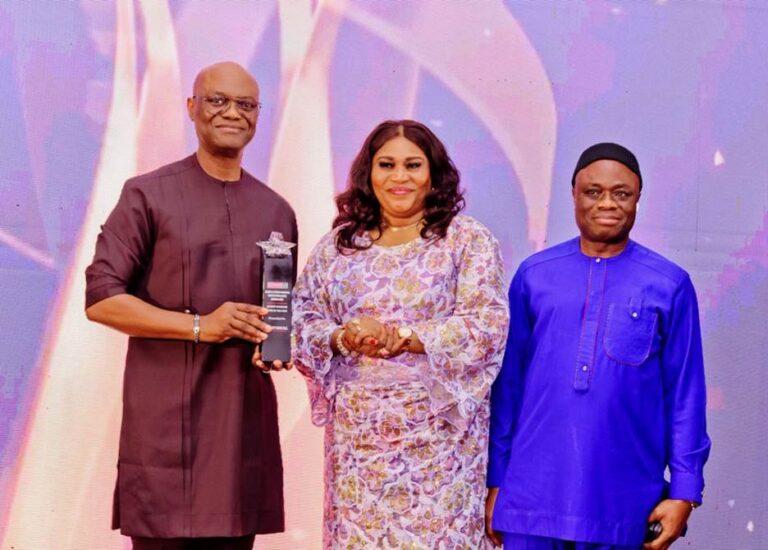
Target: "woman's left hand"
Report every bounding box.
[342,317,419,358]
[375,325,412,359]
[343,316,386,357]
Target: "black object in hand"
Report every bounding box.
[260,256,293,362]
[645,521,663,542]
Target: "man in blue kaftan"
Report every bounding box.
[486,143,710,550]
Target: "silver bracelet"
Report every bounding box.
[193,313,200,344]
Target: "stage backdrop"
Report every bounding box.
[1,1,766,548]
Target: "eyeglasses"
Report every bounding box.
[194,95,262,114]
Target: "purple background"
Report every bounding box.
[0,1,766,547]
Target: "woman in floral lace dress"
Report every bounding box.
[292,120,509,549]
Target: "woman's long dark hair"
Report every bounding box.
[333,120,465,253]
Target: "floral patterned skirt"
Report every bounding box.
[324,382,492,549]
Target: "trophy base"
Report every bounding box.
[262,330,291,363]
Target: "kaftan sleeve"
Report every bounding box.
[487,267,531,487]
[662,275,711,503]
[292,233,342,426]
[410,221,509,431]
[85,180,153,308]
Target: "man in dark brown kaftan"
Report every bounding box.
[85,62,296,550]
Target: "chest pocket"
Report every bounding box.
[603,302,658,366]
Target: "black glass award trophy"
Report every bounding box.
[256,232,296,362]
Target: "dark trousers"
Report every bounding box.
[131,535,255,550]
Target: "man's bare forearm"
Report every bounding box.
[86,294,195,340]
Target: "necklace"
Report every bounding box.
[384,218,423,232]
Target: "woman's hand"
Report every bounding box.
[377,325,412,358]
[334,317,422,359]
[342,316,386,357]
